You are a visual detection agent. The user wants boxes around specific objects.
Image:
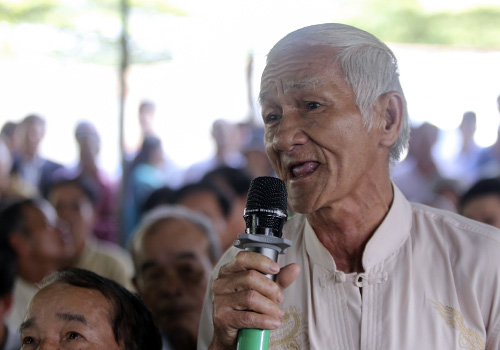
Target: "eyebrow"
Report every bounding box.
[19,318,35,332]
[20,313,87,333]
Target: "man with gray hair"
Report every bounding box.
[198,23,500,349]
[131,205,221,350]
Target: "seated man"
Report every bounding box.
[0,198,72,330]
[0,253,20,350]
[459,177,500,230]
[20,267,161,350]
[47,175,134,290]
[130,205,221,350]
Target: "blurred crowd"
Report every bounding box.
[0,100,274,350]
[1,94,500,350]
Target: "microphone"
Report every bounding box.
[233,176,292,350]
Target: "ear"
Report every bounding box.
[375,91,405,148]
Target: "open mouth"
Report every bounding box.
[290,161,320,178]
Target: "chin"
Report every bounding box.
[288,198,315,215]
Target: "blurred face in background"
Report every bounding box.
[461,194,500,230]
[133,218,213,348]
[20,120,45,158]
[21,203,73,265]
[176,191,230,251]
[49,183,95,256]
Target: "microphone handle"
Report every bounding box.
[236,246,279,350]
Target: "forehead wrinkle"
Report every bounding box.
[283,76,324,95]
[57,312,87,324]
[259,76,325,105]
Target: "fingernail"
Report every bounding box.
[279,309,286,318]
[270,262,280,273]
[277,291,284,303]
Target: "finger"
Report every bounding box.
[276,263,301,294]
[215,289,284,319]
[219,251,280,277]
[213,269,283,303]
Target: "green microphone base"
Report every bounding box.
[236,328,270,350]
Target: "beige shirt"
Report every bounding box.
[198,185,500,349]
[75,238,134,290]
[5,277,38,331]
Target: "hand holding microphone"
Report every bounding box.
[209,177,300,350]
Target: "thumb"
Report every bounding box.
[276,263,300,290]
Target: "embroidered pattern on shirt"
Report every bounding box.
[432,300,485,350]
[270,306,309,349]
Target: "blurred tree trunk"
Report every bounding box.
[118,0,129,244]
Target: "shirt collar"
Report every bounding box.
[304,184,412,271]
[362,184,412,270]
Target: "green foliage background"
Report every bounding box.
[1,0,499,66]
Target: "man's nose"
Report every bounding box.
[271,108,308,152]
[38,338,59,350]
[159,271,183,296]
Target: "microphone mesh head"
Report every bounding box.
[246,176,287,212]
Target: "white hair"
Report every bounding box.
[266,23,410,163]
[130,205,222,266]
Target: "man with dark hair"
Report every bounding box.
[201,166,252,247]
[0,198,72,331]
[173,182,232,252]
[10,114,63,198]
[138,100,157,139]
[74,120,119,243]
[20,267,162,350]
[0,253,20,350]
[47,175,134,290]
[459,177,500,229]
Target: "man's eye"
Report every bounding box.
[306,102,321,110]
[265,113,280,123]
[21,336,36,347]
[67,332,83,340]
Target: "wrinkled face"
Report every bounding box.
[133,218,213,341]
[462,195,500,230]
[20,282,121,350]
[260,44,384,214]
[49,184,94,252]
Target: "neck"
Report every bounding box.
[307,179,393,273]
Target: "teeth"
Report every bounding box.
[291,162,319,178]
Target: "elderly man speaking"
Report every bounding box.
[198,23,500,349]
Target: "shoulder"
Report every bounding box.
[410,203,500,271]
[411,202,500,244]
